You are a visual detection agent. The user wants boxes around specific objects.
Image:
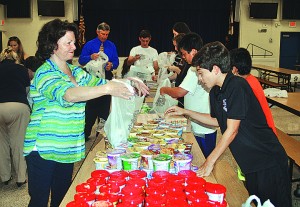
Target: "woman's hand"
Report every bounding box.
[105,80,135,100]
[164,106,185,116]
[127,77,149,97]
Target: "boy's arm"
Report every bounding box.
[197,119,240,177]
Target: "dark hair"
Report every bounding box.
[24,56,43,72]
[172,22,191,34]
[173,33,185,45]
[192,41,230,74]
[7,36,25,62]
[139,30,151,38]
[230,48,252,75]
[121,58,130,78]
[177,32,203,53]
[35,19,78,61]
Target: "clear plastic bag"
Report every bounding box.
[151,78,178,114]
[104,81,145,148]
[85,51,108,78]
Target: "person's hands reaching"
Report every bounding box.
[127,77,149,97]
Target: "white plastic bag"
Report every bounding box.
[85,51,108,78]
[104,80,145,148]
[126,65,153,81]
[151,78,178,114]
[242,195,274,207]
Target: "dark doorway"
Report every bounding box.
[280,32,300,70]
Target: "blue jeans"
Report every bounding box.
[194,131,217,158]
[25,151,74,207]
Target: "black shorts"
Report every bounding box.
[245,164,292,207]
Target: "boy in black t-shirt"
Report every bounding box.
[165,41,291,206]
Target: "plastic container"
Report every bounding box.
[120,153,140,171]
[148,144,161,154]
[168,174,185,186]
[177,170,197,185]
[205,182,226,204]
[173,153,192,173]
[110,170,129,181]
[91,170,110,181]
[86,177,106,188]
[152,170,170,181]
[145,195,167,206]
[185,184,206,196]
[91,201,114,207]
[74,193,96,206]
[121,184,144,197]
[129,170,147,180]
[126,178,146,190]
[106,193,120,206]
[165,191,187,206]
[140,154,154,170]
[93,157,109,170]
[66,200,89,207]
[207,200,227,207]
[107,149,126,170]
[183,142,193,154]
[76,182,96,194]
[186,193,209,205]
[107,177,126,192]
[121,195,144,207]
[153,154,172,172]
[99,184,120,194]
[186,176,206,188]
[145,186,166,197]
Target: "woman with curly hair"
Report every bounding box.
[7,36,28,64]
[24,19,148,207]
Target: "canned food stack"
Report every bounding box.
[66,169,227,207]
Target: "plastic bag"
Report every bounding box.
[242,195,274,207]
[104,80,145,148]
[85,51,108,78]
[157,52,176,84]
[151,78,178,114]
[157,52,176,69]
[157,67,174,84]
[125,67,152,81]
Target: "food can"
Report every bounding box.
[205,182,226,204]
[145,195,167,206]
[153,154,172,172]
[110,170,129,181]
[173,153,193,174]
[75,182,96,194]
[91,170,110,181]
[74,192,96,206]
[151,170,170,181]
[129,170,147,180]
[120,153,141,171]
[140,153,154,170]
[92,200,114,207]
[93,157,109,170]
[66,200,89,207]
[107,149,126,170]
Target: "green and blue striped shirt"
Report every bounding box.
[24,59,106,163]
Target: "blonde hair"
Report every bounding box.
[0,46,20,63]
